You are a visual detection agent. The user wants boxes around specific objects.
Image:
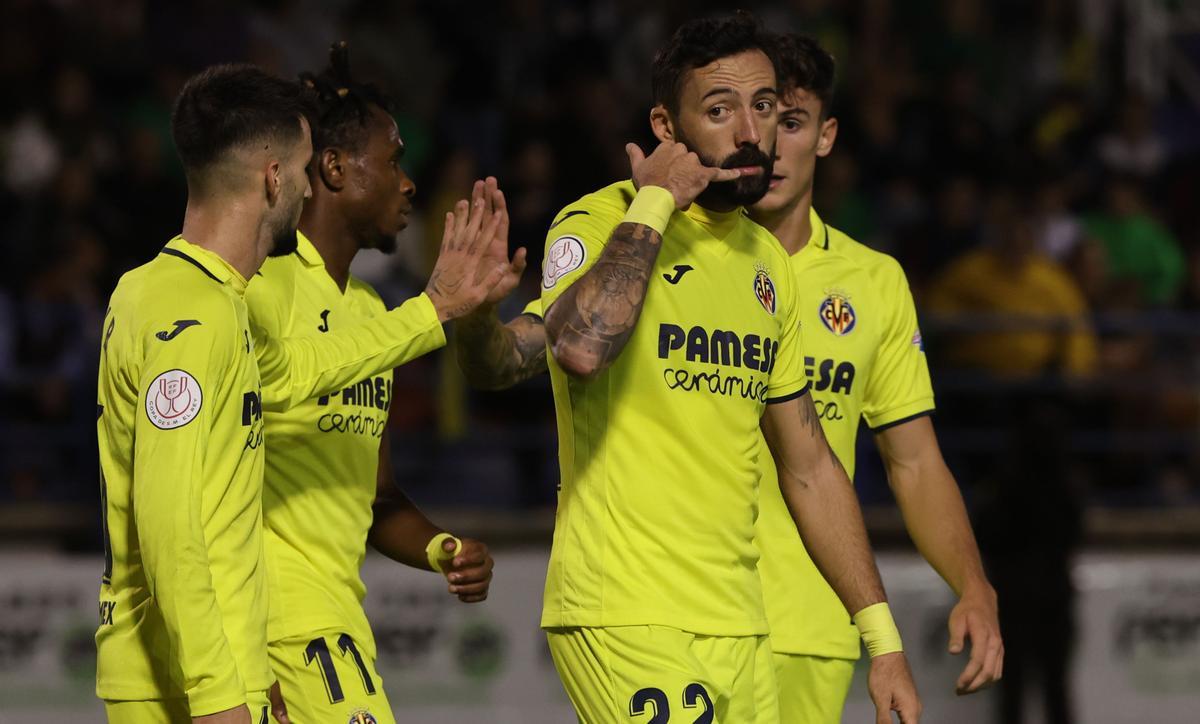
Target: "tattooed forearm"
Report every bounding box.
[544,222,662,378]
[456,311,548,390]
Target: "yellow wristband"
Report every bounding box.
[853,602,904,657]
[623,185,676,234]
[425,533,462,573]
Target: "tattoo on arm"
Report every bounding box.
[544,222,662,376]
[457,312,548,390]
[792,393,849,487]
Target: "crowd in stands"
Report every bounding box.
[1,0,1197,515]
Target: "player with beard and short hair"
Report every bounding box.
[459,13,920,723]
[95,63,506,724]
[244,44,503,724]
[750,33,1002,723]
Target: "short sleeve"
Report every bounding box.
[539,196,627,310]
[766,253,809,403]
[522,298,543,319]
[862,260,935,430]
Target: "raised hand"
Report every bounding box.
[477,176,527,306]
[626,141,746,209]
[425,180,509,322]
[868,652,922,724]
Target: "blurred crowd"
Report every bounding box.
[1,0,1198,515]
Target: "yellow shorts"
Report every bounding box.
[772,652,856,724]
[547,625,779,724]
[104,689,270,723]
[269,629,395,724]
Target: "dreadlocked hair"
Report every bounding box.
[299,41,393,153]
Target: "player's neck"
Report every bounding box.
[299,199,357,292]
[180,198,264,280]
[753,188,813,256]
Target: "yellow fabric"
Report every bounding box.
[425,532,462,573]
[771,653,855,724]
[97,234,446,712]
[547,626,779,724]
[925,248,1097,378]
[269,630,395,724]
[853,602,903,657]
[246,231,413,660]
[539,181,808,636]
[755,210,934,660]
[97,238,270,714]
[104,690,270,724]
[623,185,676,232]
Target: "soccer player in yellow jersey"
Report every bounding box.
[461,14,920,723]
[747,34,1002,722]
[245,45,498,724]
[96,65,506,724]
[458,30,1004,723]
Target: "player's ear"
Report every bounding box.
[265,159,283,205]
[650,105,674,143]
[816,117,838,158]
[317,147,344,191]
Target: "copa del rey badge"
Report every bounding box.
[145,369,203,430]
[542,235,587,289]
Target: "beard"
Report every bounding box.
[267,189,304,257]
[676,130,775,210]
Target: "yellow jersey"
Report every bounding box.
[755,209,934,659]
[245,231,392,659]
[539,181,809,636]
[96,237,446,712]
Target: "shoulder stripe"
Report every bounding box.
[869,409,934,433]
[549,210,589,230]
[161,248,221,284]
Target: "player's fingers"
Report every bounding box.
[450,578,492,596]
[478,262,507,293]
[474,206,503,255]
[874,699,892,724]
[492,185,509,239]
[510,247,528,274]
[440,211,455,250]
[458,592,488,603]
[465,183,488,239]
[995,643,1005,681]
[966,636,1004,692]
[956,628,989,693]
[450,547,488,568]
[625,143,645,170]
[710,166,743,183]
[948,611,967,654]
[451,199,470,246]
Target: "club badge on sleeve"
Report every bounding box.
[542,235,587,289]
[145,369,203,430]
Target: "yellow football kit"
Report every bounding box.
[245,232,398,723]
[96,237,445,718]
[754,209,934,722]
[538,181,808,722]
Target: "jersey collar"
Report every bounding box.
[683,203,741,239]
[294,229,326,268]
[164,236,248,294]
[807,207,830,250]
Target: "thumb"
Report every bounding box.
[510,247,528,274]
[442,537,460,554]
[626,142,645,170]
[948,610,966,654]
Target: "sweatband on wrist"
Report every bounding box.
[425,533,462,573]
[623,185,676,234]
[853,602,904,657]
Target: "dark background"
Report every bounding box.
[0,1,1197,719]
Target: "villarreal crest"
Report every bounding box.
[348,710,377,724]
[753,264,776,315]
[819,291,856,336]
